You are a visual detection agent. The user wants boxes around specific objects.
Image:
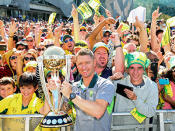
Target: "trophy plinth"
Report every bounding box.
[40,112,72,128]
[37,46,72,128]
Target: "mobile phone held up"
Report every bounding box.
[159,78,169,85]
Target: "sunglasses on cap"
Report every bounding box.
[24,57,35,61]
[10,56,17,60]
[75,43,87,47]
[65,38,73,43]
[80,29,86,32]
[37,48,45,51]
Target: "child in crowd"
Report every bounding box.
[0,77,16,100]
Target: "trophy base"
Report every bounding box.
[40,111,72,128]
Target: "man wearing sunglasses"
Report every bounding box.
[62,35,75,54]
[26,34,35,49]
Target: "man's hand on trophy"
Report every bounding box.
[61,81,72,99]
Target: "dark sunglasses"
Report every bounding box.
[37,48,45,51]
[80,29,86,32]
[10,56,17,60]
[64,39,73,43]
[24,57,35,61]
[150,58,159,63]
[18,48,25,51]
[26,40,33,42]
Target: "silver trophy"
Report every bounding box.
[37,46,72,127]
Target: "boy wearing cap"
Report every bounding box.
[113,52,158,124]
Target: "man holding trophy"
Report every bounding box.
[47,48,114,131]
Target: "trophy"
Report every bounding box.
[37,46,72,127]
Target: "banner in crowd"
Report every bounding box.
[77,2,93,20]
[127,6,146,24]
[48,13,56,25]
[162,16,175,46]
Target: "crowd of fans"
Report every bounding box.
[0,4,175,130]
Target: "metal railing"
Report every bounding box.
[1,110,175,131]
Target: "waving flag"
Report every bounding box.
[88,0,101,13]
[48,12,56,25]
[162,16,175,46]
[77,2,92,20]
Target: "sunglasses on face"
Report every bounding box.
[24,57,35,61]
[80,29,86,32]
[150,58,159,63]
[26,40,33,42]
[64,39,73,43]
[37,48,45,51]
[45,44,54,48]
[10,56,17,60]
[18,48,25,51]
[103,34,111,38]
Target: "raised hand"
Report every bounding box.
[9,21,18,36]
[134,16,145,30]
[71,4,78,18]
[105,17,116,25]
[152,7,162,21]
[105,9,112,17]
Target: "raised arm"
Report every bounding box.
[151,7,162,53]
[88,17,116,50]
[72,4,80,43]
[134,16,149,53]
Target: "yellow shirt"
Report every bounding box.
[0,93,44,131]
[0,93,44,114]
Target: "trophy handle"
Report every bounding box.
[58,55,72,111]
[37,56,54,112]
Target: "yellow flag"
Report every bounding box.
[48,13,56,25]
[162,16,175,46]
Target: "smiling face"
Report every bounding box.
[76,55,95,79]
[128,64,144,85]
[94,47,108,68]
[20,85,37,100]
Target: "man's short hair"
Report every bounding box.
[76,48,94,60]
[156,29,163,37]
[0,77,15,88]
[19,72,38,89]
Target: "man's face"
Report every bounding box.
[63,37,74,52]
[26,37,34,49]
[103,32,111,44]
[76,55,94,78]
[0,84,16,98]
[20,85,36,100]
[157,33,163,44]
[128,64,144,85]
[94,47,108,68]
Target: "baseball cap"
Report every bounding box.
[63,35,73,43]
[92,42,109,53]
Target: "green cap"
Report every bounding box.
[92,42,109,53]
[125,52,150,70]
[63,35,73,43]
